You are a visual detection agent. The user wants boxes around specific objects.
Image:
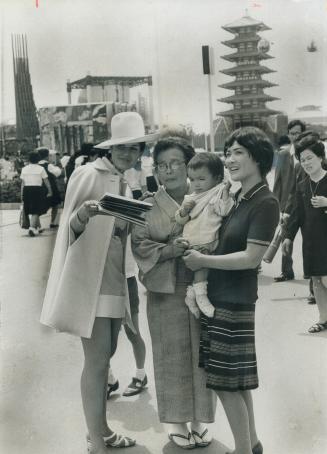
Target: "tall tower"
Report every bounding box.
[12,35,39,142]
[219,15,280,129]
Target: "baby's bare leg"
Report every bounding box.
[193,268,208,283]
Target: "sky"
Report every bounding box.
[1,0,327,132]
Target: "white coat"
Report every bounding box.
[40,157,132,338]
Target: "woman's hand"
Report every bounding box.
[139,191,154,201]
[77,200,99,223]
[171,237,190,258]
[282,238,293,256]
[311,196,327,208]
[183,249,205,271]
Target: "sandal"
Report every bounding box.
[308,322,327,333]
[191,428,212,447]
[86,433,136,452]
[104,433,136,448]
[168,432,196,450]
[123,375,148,397]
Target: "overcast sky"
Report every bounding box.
[1,0,326,132]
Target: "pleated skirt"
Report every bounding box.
[23,186,46,215]
[147,284,216,423]
[199,300,258,392]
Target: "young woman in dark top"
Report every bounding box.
[184,127,279,454]
[283,131,327,333]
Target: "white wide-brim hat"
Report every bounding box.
[95,112,159,149]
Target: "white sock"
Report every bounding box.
[135,368,146,380]
[185,285,200,318]
[108,367,117,384]
[193,281,215,318]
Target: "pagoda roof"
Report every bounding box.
[219,107,281,116]
[221,50,273,62]
[220,64,275,75]
[219,93,280,103]
[222,35,261,47]
[222,15,271,33]
[219,79,278,90]
[67,75,152,90]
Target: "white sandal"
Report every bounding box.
[86,433,136,452]
[191,428,212,447]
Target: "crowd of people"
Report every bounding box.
[32,111,326,454]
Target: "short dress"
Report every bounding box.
[199,182,279,392]
[95,219,128,318]
[285,173,327,277]
[20,164,48,215]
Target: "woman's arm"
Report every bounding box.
[183,242,266,271]
[70,200,99,235]
[20,179,24,200]
[43,177,53,198]
[284,184,303,241]
[184,197,279,272]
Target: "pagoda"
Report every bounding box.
[218,15,280,128]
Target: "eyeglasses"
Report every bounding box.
[155,159,186,172]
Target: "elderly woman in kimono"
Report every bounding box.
[132,137,217,450]
[40,112,158,454]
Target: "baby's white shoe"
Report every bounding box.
[193,281,215,318]
[185,285,200,319]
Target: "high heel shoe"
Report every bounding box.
[225,441,263,454]
[252,441,263,454]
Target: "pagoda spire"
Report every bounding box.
[218,15,280,128]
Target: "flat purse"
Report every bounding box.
[19,205,30,229]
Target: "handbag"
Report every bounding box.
[19,205,30,229]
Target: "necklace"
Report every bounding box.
[309,179,321,197]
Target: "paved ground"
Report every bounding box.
[0,209,326,454]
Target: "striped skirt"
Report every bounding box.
[199,300,258,392]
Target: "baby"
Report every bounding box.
[175,152,233,318]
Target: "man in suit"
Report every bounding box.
[273,119,306,282]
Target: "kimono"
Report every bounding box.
[40,157,132,338]
[132,186,216,423]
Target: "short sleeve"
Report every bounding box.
[40,167,48,179]
[247,198,279,247]
[48,163,62,177]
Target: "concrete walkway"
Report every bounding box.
[0,210,326,454]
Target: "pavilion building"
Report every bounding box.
[219,15,281,129]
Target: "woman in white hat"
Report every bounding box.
[40,112,158,454]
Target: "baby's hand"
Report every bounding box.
[180,199,196,217]
[222,180,232,200]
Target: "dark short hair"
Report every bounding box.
[187,152,224,180]
[80,142,95,156]
[224,127,274,178]
[29,151,40,164]
[278,135,291,147]
[288,119,306,133]
[37,147,49,160]
[153,136,195,166]
[294,131,326,160]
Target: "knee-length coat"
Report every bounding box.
[40,158,131,338]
